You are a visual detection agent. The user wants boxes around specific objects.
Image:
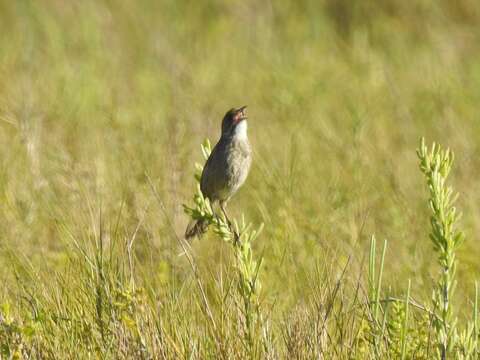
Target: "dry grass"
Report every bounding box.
[1,0,480,358]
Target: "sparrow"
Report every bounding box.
[185,106,252,239]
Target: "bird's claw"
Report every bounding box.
[223,215,240,245]
[233,230,241,246]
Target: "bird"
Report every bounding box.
[185,106,252,240]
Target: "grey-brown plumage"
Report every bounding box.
[185,106,252,239]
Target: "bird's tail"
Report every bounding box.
[185,218,209,240]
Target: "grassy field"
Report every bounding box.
[2,0,480,358]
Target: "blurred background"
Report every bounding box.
[1,0,480,315]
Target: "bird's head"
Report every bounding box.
[221,106,248,138]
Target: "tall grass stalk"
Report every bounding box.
[417,138,465,358]
[475,282,479,350]
[368,236,387,355]
[400,279,411,360]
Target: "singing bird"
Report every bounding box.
[185,106,252,239]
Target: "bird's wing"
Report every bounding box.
[200,140,230,201]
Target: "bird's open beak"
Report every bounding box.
[237,105,248,120]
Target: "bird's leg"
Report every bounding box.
[213,202,222,225]
[220,201,240,244]
[219,201,232,227]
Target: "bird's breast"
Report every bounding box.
[225,139,251,183]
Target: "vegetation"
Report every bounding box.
[1,0,480,358]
